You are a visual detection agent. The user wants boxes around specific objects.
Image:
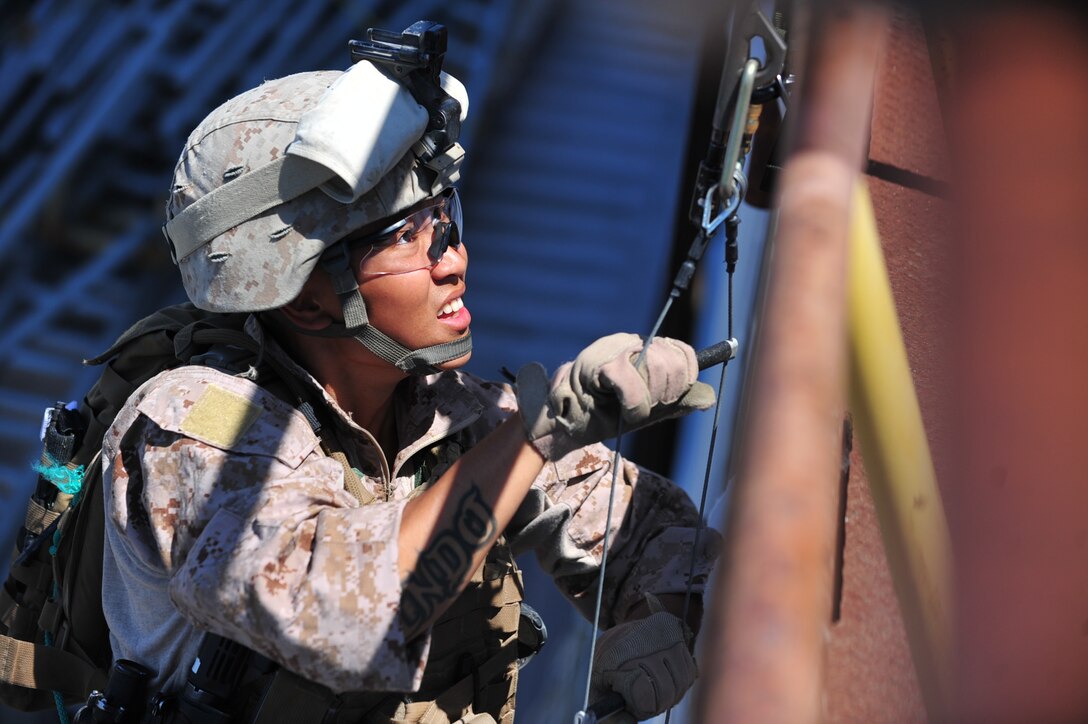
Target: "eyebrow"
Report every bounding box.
[338,190,453,248]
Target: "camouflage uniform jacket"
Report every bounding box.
[101,316,720,696]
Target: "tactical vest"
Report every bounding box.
[0,304,536,723]
[371,545,524,724]
[221,545,524,724]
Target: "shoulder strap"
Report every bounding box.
[56,451,110,672]
[324,450,376,506]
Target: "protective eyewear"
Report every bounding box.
[344,188,463,277]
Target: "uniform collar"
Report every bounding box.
[245,315,482,469]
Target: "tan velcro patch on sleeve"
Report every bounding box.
[179,384,262,449]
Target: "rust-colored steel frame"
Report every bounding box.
[697,3,891,722]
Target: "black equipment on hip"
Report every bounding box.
[73,659,154,724]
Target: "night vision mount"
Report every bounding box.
[350,21,462,162]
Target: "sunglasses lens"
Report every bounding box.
[448,189,462,247]
[353,188,463,276]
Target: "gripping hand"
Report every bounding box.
[515,333,715,461]
[589,611,698,722]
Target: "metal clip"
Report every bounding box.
[701,168,748,236]
[721,58,760,199]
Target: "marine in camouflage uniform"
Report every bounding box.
[101,43,720,724]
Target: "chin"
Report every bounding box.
[435,349,472,371]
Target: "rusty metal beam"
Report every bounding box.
[696,3,889,722]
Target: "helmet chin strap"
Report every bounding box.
[293,244,472,375]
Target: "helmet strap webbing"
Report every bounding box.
[299,248,472,375]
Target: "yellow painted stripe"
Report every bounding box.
[847,180,954,716]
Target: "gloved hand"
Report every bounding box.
[589,611,698,723]
[515,333,715,461]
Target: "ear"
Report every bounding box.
[278,273,340,331]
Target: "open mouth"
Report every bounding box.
[438,297,464,318]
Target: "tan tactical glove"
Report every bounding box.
[589,611,698,722]
[515,333,715,461]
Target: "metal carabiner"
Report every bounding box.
[721,58,759,199]
[701,168,748,237]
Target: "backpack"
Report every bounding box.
[0,304,263,712]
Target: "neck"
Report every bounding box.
[324,367,401,449]
[273,321,407,461]
[319,349,406,464]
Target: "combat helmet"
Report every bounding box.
[162,23,471,373]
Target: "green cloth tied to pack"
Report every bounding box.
[31,458,84,496]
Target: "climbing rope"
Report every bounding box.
[573,6,790,721]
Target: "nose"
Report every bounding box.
[431,239,467,279]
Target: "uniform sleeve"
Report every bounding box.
[103,367,429,694]
[504,444,721,629]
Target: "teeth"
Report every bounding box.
[439,297,464,316]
